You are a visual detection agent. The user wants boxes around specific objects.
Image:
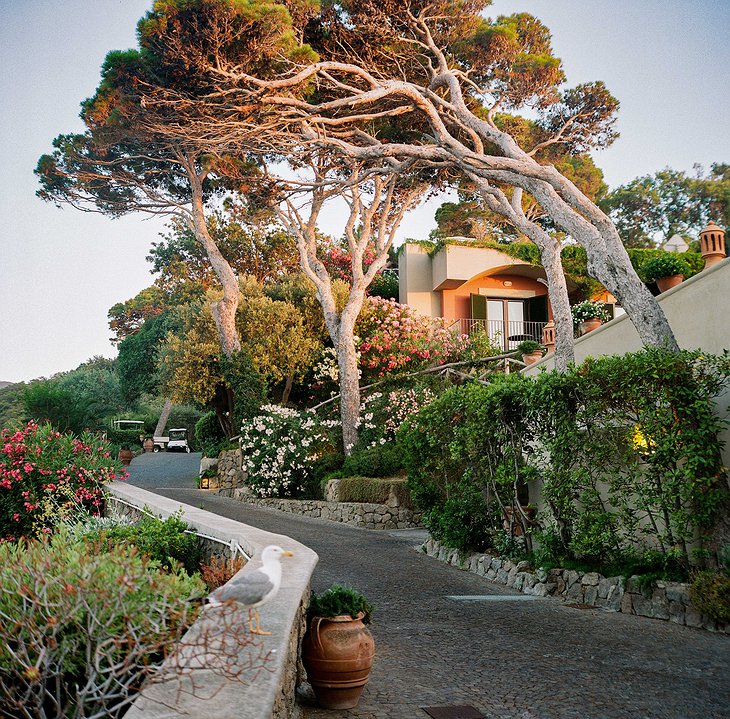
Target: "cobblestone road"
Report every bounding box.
[133,483,729,719]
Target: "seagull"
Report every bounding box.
[208,545,294,635]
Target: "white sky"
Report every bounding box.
[0,0,728,383]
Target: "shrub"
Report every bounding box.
[341,444,404,478]
[0,422,122,541]
[333,476,413,507]
[356,296,470,380]
[239,405,340,498]
[0,530,204,719]
[357,386,436,449]
[86,511,203,576]
[200,554,247,591]
[399,349,730,567]
[640,253,692,282]
[515,340,543,355]
[689,570,730,621]
[219,349,267,431]
[309,584,374,624]
[195,411,227,457]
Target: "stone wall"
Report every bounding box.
[107,481,318,719]
[216,488,422,530]
[211,448,247,489]
[421,538,728,634]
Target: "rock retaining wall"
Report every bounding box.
[211,448,247,489]
[217,488,422,530]
[421,538,728,633]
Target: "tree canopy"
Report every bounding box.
[599,163,730,248]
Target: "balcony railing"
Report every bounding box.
[448,318,548,351]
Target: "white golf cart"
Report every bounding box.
[153,427,190,453]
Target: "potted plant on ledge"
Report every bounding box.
[641,254,691,293]
[571,300,611,336]
[515,340,545,365]
[302,584,375,710]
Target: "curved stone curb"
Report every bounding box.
[420,537,728,634]
[107,481,318,719]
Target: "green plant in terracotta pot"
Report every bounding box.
[302,585,375,710]
[515,340,544,365]
[641,254,691,292]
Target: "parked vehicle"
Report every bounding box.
[157,428,190,453]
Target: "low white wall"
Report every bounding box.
[107,481,318,719]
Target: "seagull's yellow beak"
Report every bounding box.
[282,551,294,557]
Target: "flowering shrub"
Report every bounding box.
[322,243,379,282]
[0,422,122,541]
[239,406,340,498]
[356,297,470,380]
[357,386,436,448]
[570,300,611,326]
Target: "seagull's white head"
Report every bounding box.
[262,545,294,562]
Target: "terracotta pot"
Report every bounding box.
[118,448,133,465]
[302,613,375,710]
[579,318,603,335]
[522,350,543,365]
[655,274,684,293]
[143,438,155,453]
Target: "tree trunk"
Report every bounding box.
[281,375,294,406]
[337,330,361,455]
[186,154,241,357]
[153,398,173,438]
[538,241,574,371]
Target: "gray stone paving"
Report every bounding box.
[138,487,729,719]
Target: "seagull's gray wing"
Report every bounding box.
[211,569,274,606]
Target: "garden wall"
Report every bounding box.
[106,481,318,719]
[421,537,729,634]
[215,487,422,530]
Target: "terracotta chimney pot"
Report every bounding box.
[699,221,726,269]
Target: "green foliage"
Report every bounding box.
[515,340,542,355]
[689,570,730,621]
[640,253,692,282]
[22,357,126,436]
[368,270,399,300]
[0,529,203,718]
[117,311,181,402]
[309,584,374,624]
[86,511,203,577]
[106,427,145,450]
[599,164,730,248]
[195,411,227,457]
[219,350,267,431]
[628,248,703,282]
[341,444,404,478]
[398,349,730,569]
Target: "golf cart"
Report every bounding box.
[154,427,190,453]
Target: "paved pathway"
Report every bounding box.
[126,466,729,719]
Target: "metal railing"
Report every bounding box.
[448,318,547,350]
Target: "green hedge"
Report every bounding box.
[398,348,730,571]
[333,476,413,508]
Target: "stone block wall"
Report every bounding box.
[212,448,248,489]
[421,538,728,634]
[217,488,422,530]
